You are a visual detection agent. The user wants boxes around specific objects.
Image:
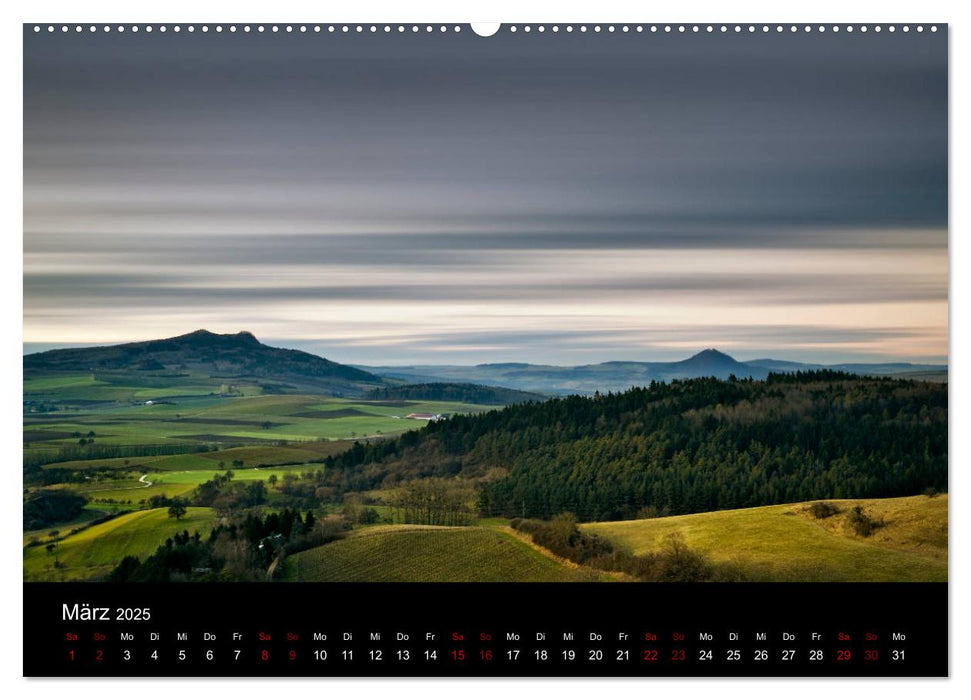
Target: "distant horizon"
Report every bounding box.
[21,333,949,368]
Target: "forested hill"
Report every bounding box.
[322,371,948,522]
[365,382,545,405]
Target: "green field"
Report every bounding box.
[75,478,198,502]
[23,507,218,581]
[282,525,603,582]
[582,495,947,582]
[43,443,346,473]
[25,393,493,462]
[144,466,316,485]
[25,390,496,509]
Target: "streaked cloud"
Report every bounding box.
[23,28,948,364]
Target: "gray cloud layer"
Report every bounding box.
[23,27,948,364]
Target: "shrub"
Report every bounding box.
[808,501,840,519]
[358,507,380,525]
[846,506,880,537]
[510,514,612,564]
[514,516,715,582]
[652,532,714,582]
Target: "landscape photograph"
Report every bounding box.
[23,27,947,585]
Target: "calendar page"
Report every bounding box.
[22,22,948,677]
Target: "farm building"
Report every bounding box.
[405,412,444,421]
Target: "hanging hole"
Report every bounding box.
[471,23,500,37]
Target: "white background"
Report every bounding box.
[2,0,966,698]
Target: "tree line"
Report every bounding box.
[386,478,478,526]
[365,382,543,405]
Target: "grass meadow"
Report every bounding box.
[282,525,604,582]
[23,507,218,581]
[582,495,947,582]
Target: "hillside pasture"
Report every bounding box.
[282,525,602,582]
[23,507,218,581]
[582,495,947,582]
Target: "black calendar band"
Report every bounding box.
[24,582,947,677]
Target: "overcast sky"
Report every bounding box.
[23,26,947,365]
